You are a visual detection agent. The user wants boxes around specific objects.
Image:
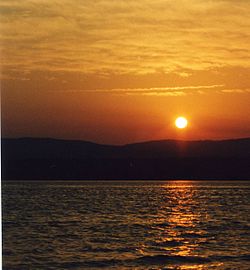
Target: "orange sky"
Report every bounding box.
[1,0,250,144]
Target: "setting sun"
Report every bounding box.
[175,117,188,129]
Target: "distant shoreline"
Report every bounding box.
[2,137,250,180]
[3,179,250,183]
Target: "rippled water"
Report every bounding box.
[2,180,250,269]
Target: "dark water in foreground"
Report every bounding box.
[2,180,250,269]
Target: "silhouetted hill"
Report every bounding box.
[122,138,250,158]
[2,137,250,159]
[2,138,119,159]
[2,137,250,180]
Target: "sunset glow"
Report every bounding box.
[1,0,250,144]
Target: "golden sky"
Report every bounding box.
[1,0,250,144]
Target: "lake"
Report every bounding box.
[2,180,250,269]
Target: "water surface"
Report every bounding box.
[3,180,250,269]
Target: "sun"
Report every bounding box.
[175,116,188,129]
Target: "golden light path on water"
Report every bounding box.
[157,181,224,269]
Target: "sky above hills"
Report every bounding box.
[1,0,250,144]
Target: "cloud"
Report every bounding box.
[64,84,224,96]
[1,0,250,78]
[137,91,186,97]
[221,89,250,93]
[85,84,223,92]
[58,85,250,96]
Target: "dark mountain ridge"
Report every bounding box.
[2,137,250,180]
[2,137,250,159]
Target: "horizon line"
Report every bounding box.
[2,136,250,147]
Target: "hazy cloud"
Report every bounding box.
[1,0,250,78]
[221,89,250,93]
[59,84,250,96]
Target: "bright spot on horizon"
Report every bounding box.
[175,117,188,129]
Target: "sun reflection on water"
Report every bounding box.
[164,183,200,256]
[133,181,226,269]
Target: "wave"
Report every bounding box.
[80,246,134,253]
[134,254,211,265]
[180,232,208,238]
[152,240,182,247]
[55,255,211,268]
[80,254,250,268]
[212,254,250,262]
[8,254,249,269]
